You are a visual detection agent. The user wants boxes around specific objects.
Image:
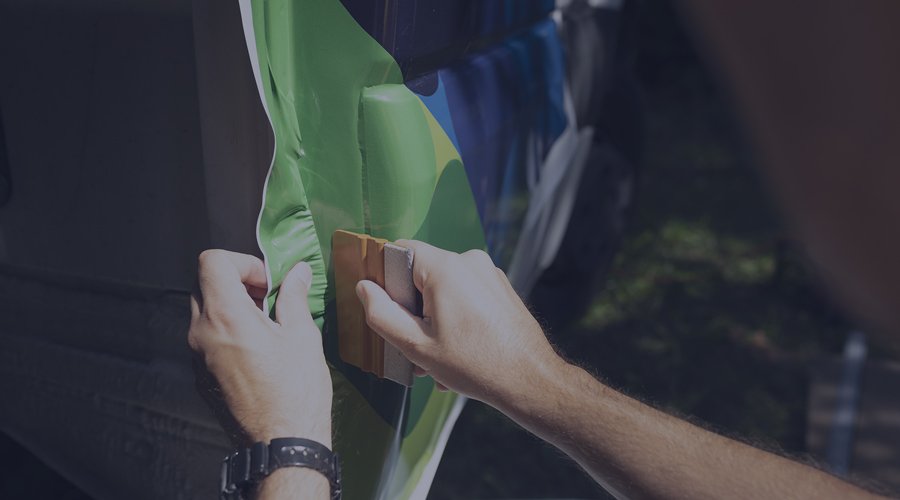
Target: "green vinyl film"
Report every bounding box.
[246,0,486,498]
[360,84,437,242]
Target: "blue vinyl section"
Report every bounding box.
[408,19,569,266]
[411,75,461,154]
[340,0,555,77]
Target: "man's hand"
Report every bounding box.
[355,241,560,408]
[358,241,880,500]
[188,250,332,448]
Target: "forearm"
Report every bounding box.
[256,468,330,500]
[356,241,879,497]
[494,359,877,499]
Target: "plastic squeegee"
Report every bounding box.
[333,230,420,386]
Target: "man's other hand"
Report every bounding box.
[355,241,560,408]
[188,250,332,447]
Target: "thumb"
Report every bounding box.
[275,261,313,329]
[356,280,429,359]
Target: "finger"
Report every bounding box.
[197,250,268,306]
[356,280,429,358]
[413,365,428,377]
[188,294,202,352]
[275,261,313,329]
[245,284,268,300]
[462,249,495,269]
[190,293,201,322]
[435,382,449,392]
[394,240,451,292]
[245,283,268,312]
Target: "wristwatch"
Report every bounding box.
[220,437,342,500]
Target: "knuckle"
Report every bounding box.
[187,321,216,354]
[428,254,454,280]
[187,329,202,352]
[190,295,203,319]
[463,249,493,267]
[197,249,227,272]
[197,249,217,267]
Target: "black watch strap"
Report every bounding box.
[221,438,341,500]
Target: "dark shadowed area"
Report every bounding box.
[430,2,899,498]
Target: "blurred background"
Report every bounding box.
[431,2,900,498]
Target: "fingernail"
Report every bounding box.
[355,281,367,306]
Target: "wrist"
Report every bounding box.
[492,349,571,417]
[223,437,340,500]
[257,466,331,496]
